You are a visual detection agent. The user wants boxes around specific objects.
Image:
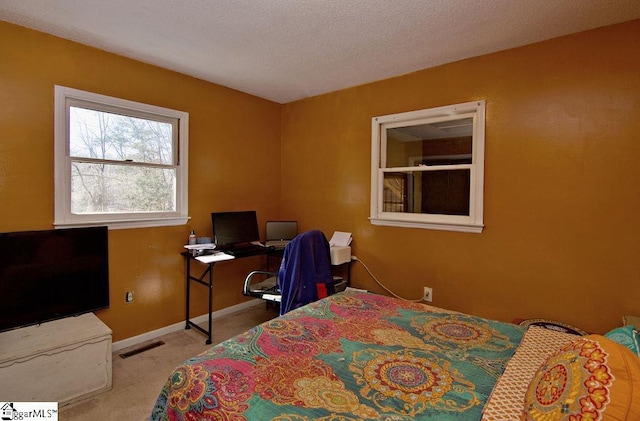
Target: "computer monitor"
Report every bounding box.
[211,211,260,247]
[266,221,297,241]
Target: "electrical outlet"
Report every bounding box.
[423,286,432,302]
[125,291,134,303]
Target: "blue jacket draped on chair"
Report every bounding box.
[277,230,335,315]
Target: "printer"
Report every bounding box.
[330,246,351,265]
[329,231,352,265]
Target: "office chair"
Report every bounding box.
[243,230,335,315]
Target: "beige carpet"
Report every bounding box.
[59,303,279,421]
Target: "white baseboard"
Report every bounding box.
[112,299,264,352]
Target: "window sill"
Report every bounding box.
[369,217,484,233]
[54,216,189,230]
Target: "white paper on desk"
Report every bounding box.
[329,231,352,246]
[195,253,235,264]
[184,243,216,250]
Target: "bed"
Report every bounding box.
[150,291,640,420]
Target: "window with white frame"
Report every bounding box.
[370,101,485,233]
[54,86,189,229]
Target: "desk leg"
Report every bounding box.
[207,264,213,345]
[184,256,214,345]
[185,256,191,330]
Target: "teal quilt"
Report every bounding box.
[151,291,524,420]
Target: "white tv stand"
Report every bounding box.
[0,313,112,405]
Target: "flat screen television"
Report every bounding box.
[0,226,109,332]
[211,211,260,247]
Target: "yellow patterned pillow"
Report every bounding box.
[522,334,640,420]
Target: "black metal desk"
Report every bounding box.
[183,249,268,344]
[184,248,352,344]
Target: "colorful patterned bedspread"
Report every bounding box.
[151,292,525,420]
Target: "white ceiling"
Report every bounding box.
[1,1,639,104]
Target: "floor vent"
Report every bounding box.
[119,340,165,359]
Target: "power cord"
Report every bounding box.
[350,256,427,303]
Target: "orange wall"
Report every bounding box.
[0,22,281,341]
[281,19,640,334]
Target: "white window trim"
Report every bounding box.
[370,100,485,233]
[54,86,189,230]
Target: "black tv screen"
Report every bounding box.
[211,211,260,247]
[0,226,109,332]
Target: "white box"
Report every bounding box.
[0,313,112,406]
[330,246,351,265]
